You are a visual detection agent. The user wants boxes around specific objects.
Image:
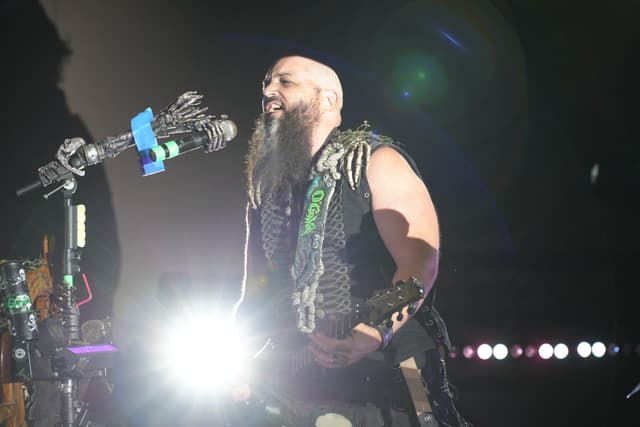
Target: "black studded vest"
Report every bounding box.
[244,136,437,366]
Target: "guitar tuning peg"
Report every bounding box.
[407,305,417,315]
[396,312,404,322]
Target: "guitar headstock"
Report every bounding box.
[353,277,425,328]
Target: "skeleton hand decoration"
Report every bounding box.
[56,137,87,176]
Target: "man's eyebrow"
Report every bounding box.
[262,72,293,85]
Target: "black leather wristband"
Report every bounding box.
[375,323,394,349]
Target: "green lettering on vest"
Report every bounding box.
[302,189,325,235]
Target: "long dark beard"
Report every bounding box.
[245,102,317,204]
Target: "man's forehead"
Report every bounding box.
[263,70,294,82]
[264,58,313,81]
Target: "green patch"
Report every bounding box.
[302,189,325,235]
[4,293,32,314]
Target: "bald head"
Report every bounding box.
[263,56,343,117]
[276,56,343,107]
[260,55,343,154]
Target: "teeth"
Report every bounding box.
[267,102,282,112]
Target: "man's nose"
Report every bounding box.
[262,82,277,97]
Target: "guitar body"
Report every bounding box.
[254,277,426,381]
[225,278,427,427]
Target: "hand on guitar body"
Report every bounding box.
[309,277,426,369]
[222,278,426,427]
[242,278,425,378]
[308,317,382,368]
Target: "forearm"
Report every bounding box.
[387,248,439,334]
[353,257,438,353]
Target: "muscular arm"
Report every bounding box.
[309,146,440,366]
[368,146,440,332]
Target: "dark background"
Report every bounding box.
[1,0,638,426]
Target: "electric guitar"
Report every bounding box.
[254,277,426,377]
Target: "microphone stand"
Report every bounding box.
[12,91,236,426]
[60,177,81,427]
[16,90,233,199]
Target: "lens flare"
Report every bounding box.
[525,345,537,358]
[462,345,475,359]
[391,50,448,106]
[510,345,523,359]
[448,346,458,359]
[156,313,249,394]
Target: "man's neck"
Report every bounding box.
[310,124,337,157]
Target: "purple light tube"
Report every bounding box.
[66,344,119,355]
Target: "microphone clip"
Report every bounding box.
[56,137,87,177]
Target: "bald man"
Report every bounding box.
[235,56,471,427]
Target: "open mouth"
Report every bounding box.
[263,99,284,114]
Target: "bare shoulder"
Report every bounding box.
[367,145,426,195]
[366,144,439,252]
[368,145,414,173]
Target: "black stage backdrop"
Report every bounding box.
[1,0,638,426]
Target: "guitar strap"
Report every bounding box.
[399,357,439,427]
[412,292,473,427]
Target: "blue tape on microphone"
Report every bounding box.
[131,107,165,176]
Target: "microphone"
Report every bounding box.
[15,90,236,197]
[148,119,237,162]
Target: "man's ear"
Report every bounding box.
[320,89,339,112]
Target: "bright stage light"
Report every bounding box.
[524,345,537,358]
[462,345,475,359]
[510,345,523,359]
[553,343,569,359]
[492,344,508,360]
[591,341,606,358]
[156,313,249,394]
[457,339,628,361]
[577,341,591,358]
[448,346,458,359]
[477,344,492,360]
[538,343,553,360]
